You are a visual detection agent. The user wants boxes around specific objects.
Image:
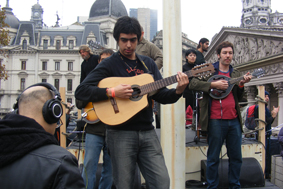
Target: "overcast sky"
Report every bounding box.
[1,0,283,43]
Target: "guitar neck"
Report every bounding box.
[140,70,192,95]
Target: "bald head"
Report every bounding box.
[18,86,52,114]
[18,86,56,134]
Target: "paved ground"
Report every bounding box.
[185,179,280,189]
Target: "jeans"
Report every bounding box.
[82,133,113,189]
[206,118,242,189]
[106,129,170,189]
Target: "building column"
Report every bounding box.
[245,86,257,105]
[274,82,283,125]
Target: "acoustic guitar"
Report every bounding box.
[208,68,265,100]
[83,63,215,125]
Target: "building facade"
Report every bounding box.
[241,0,283,29]
[0,0,128,115]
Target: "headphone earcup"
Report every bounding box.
[42,99,63,124]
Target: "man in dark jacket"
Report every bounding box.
[75,16,189,189]
[195,38,209,65]
[189,41,251,189]
[0,83,85,189]
[79,45,100,83]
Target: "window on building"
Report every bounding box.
[67,98,72,103]
[56,40,61,50]
[55,62,60,71]
[54,79,59,90]
[42,79,47,82]
[43,39,48,50]
[42,61,47,70]
[68,62,73,71]
[22,39,27,50]
[69,40,74,49]
[21,61,26,70]
[67,79,72,91]
[20,78,25,91]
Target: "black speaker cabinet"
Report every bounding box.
[201,157,265,188]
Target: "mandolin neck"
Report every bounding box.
[229,76,245,85]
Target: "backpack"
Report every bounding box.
[245,105,258,130]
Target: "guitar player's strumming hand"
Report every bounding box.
[175,71,189,95]
[239,72,252,86]
[210,80,229,90]
[107,84,134,99]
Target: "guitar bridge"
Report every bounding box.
[110,97,119,114]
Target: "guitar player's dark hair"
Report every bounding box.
[113,16,141,43]
[216,41,234,55]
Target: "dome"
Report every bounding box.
[3,7,20,29]
[31,3,43,10]
[89,0,128,19]
[32,3,42,9]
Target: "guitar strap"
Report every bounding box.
[136,53,152,75]
[135,53,155,102]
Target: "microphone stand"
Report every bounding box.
[187,92,206,144]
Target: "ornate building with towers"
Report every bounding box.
[0,0,128,115]
[241,0,283,29]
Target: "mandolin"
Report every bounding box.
[208,68,265,100]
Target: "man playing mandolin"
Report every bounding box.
[189,41,252,189]
[75,16,189,189]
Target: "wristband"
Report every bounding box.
[239,85,244,88]
[111,88,115,98]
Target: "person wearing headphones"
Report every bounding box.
[0,83,85,189]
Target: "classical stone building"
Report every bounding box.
[241,0,283,30]
[0,0,128,115]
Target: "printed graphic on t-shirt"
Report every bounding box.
[126,68,144,75]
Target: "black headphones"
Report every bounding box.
[13,82,63,124]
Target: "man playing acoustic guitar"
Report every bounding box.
[189,41,252,189]
[75,16,189,189]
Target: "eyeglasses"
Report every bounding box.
[120,37,138,43]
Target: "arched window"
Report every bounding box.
[22,39,27,50]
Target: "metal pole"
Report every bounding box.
[161,0,185,188]
[258,85,266,174]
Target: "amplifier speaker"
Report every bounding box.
[201,157,265,188]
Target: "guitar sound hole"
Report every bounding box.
[130,86,142,101]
